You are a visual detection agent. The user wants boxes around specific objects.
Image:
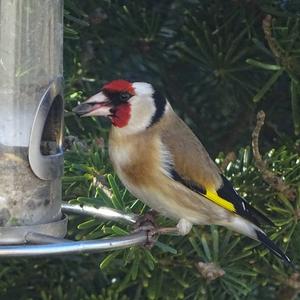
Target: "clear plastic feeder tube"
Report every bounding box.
[0,0,64,229]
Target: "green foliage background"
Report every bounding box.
[1,0,300,299]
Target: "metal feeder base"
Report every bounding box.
[0,215,68,245]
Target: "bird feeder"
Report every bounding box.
[0,0,158,256]
[0,0,66,244]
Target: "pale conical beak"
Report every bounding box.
[72,92,112,117]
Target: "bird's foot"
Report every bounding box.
[134,210,159,248]
[134,215,192,248]
[143,227,180,249]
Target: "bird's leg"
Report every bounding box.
[145,219,192,247]
[152,219,193,236]
[135,215,193,248]
[146,219,193,248]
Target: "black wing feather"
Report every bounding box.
[170,169,206,194]
[218,175,275,227]
[255,230,292,265]
[170,169,274,227]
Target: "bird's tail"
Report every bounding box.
[255,229,291,265]
[219,216,292,265]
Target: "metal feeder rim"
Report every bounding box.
[0,214,68,245]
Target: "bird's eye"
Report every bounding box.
[119,92,131,102]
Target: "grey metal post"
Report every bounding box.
[0,0,67,244]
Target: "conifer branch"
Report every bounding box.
[220,151,236,173]
[262,15,284,61]
[262,15,296,75]
[252,111,296,200]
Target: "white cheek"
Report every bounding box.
[116,96,155,134]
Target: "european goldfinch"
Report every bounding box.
[73,79,291,264]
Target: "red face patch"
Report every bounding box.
[111,103,131,128]
[103,80,134,95]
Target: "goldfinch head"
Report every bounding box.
[73,79,167,133]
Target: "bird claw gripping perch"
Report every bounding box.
[140,226,179,249]
[133,210,160,248]
[133,210,180,248]
[138,224,158,249]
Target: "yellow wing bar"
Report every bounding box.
[205,189,236,212]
